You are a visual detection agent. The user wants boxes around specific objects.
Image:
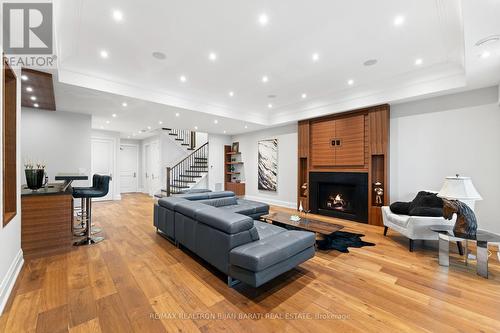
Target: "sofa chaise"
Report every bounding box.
[154,191,315,287]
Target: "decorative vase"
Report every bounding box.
[298,201,304,213]
[25,169,45,190]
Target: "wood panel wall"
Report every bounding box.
[3,58,17,226]
[297,104,390,226]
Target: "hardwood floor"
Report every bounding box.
[1,193,499,332]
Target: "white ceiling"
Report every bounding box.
[49,0,500,136]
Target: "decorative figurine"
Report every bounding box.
[374,182,384,205]
[301,182,308,197]
[443,199,478,237]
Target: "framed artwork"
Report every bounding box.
[258,139,278,191]
[232,142,239,153]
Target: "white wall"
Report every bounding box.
[21,109,92,187]
[232,124,298,208]
[391,86,500,233]
[207,134,232,191]
[0,61,23,313]
[91,129,121,199]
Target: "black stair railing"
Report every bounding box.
[162,128,196,149]
[165,142,208,196]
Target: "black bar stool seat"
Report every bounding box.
[72,174,111,246]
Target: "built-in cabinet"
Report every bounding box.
[310,115,365,167]
[298,105,390,226]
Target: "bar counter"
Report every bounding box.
[21,175,87,258]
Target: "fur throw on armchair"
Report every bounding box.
[390,191,444,217]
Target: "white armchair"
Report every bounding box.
[381,206,463,253]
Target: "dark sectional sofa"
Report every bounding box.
[154,191,315,287]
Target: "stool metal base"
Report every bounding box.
[73,236,105,246]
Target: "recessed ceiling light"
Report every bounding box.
[112,113,117,118]
[122,102,128,107]
[30,96,37,101]
[21,75,28,81]
[258,13,269,26]
[100,50,109,59]
[213,119,218,124]
[127,136,131,139]
[26,86,33,92]
[480,51,491,59]
[158,120,163,125]
[363,59,378,66]
[106,120,110,124]
[112,10,123,22]
[132,133,136,137]
[223,130,226,134]
[33,103,39,108]
[228,91,234,97]
[394,15,405,26]
[312,53,319,62]
[301,93,307,99]
[175,112,180,117]
[347,79,354,86]
[179,75,187,82]
[209,52,217,61]
[147,126,152,130]
[262,75,269,83]
[415,58,423,65]
[267,103,273,109]
[244,125,248,129]
[152,51,166,60]
[194,126,198,130]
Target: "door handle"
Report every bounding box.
[133,172,136,178]
[145,172,148,178]
[336,139,341,146]
[331,139,336,146]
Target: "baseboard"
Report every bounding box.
[244,195,296,209]
[0,249,24,315]
[113,194,122,200]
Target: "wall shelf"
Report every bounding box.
[224,145,245,196]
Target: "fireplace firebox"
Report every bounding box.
[309,172,368,223]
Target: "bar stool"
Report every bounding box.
[72,174,111,246]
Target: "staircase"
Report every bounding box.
[162,142,209,196]
[162,128,196,151]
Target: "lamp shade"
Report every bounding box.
[437,176,482,201]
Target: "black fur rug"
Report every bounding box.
[317,231,375,252]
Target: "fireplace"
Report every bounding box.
[309,172,368,223]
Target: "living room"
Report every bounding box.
[1,0,500,332]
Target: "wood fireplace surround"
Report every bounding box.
[297,104,389,226]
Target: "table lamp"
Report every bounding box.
[438,175,482,236]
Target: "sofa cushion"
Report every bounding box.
[178,192,211,201]
[195,208,254,234]
[230,231,315,272]
[384,208,411,228]
[237,199,269,213]
[175,201,212,218]
[158,196,188,210]
[389,201,410,215]
[207,191,235,199]
[253,220,285,239]
[197,196,238,208]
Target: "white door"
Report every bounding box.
[120,144,138,193]
[91,137,114,201]
[144,141,161,196]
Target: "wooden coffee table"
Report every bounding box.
[260,212,344,241]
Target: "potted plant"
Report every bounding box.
[24,160,46,190]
